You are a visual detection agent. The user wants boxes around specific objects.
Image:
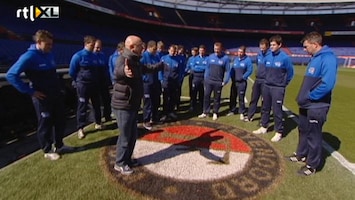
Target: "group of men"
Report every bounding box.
[6,30,337,177]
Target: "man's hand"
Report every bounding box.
[124,58,134,78]
[33,91,46,100]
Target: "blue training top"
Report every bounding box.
[204,53,230,85]
[264,49,294,87]
[296,45,338,109]
[6,44,61,96]
[140,50,161,85]
[255,49,271,80]
[229,55,253,82]
[69,48,99,84]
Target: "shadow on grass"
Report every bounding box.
[75,135,118,153]
[137,129,226,166]
[283,115,299,137]
[318,132,341,171]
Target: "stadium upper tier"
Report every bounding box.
[132,0,355,15]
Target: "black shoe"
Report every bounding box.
[297,165,316,176]
[54,145,77,154]
[105,117,112,122]
[160,115,169,122]
[287,152,306,163]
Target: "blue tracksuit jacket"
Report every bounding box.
[6,44,61,96]
[255,49,271,80]
[229,55,253,82]
[159,54,185,87]
[141,50,161,85]
[204,53,230,85]
[108,50,120,83]
[69,48,99,84]
[296,45,337,109]
[264,49,294,87]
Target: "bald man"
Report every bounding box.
[111,35,164,175]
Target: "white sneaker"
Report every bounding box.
[198,113,207,118]
[44,152,60,160]
[212,113,218,121]
[271,132,282,142]
[226,112,234,116]
[252,127,267,134]
[239,114,245,120]
[94,123,103,130]
[244,117,253,122]
[78,128,85,139]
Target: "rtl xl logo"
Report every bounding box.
[16,5,59,21]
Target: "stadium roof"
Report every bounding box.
[134,0,355,15]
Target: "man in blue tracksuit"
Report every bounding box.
[198,42,230,121]
[245,38,271,122]
[108,42,124,84]
[227,45,253,120]
[160,44,185,121]
[94,39,112,122]
[69,35,101,139]
[140,40,162,129]
[253,35,294,142]
[185,46,198,110]
[6,30,68,160]
[289,32,337,176]
[188,45,207,111]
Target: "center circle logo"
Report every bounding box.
[103,120,284,200]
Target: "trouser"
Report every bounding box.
[260,85,285,133]
[229,81,236,112]
[99,84,112,121]
[143,82,161,123]
[203,81,223,114]
[76,82,101,129]
[297,107,329,169]
[32,94,65,153]
[113,109,138,166]
[162,83,179,114]
[190,72,204,109]
[247,79,264,119]
[188,73,193,100]
[230,80,247,114]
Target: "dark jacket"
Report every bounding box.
[111,48,164,110]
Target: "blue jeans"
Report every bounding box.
[112,109,138,166]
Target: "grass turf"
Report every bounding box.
[0,66,354,200]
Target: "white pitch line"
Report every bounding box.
[248,77,355,175]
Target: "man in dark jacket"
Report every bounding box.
[111,35,164,175]
[289,32,337,176]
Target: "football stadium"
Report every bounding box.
[0,0,355,199]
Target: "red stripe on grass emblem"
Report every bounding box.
[141,125,251,153]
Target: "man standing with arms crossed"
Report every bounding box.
[253,35,294,142]
[288,32,337,176]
